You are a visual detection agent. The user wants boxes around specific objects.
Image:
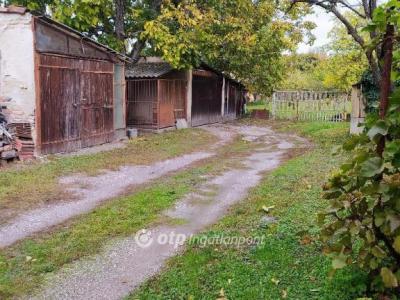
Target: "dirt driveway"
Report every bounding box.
[26,124,308,300]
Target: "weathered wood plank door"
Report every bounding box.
[80,62,114,148]
[39,55,114,154]
[158,79,187,128]
[39,57,81,154]
[191,73,222,127]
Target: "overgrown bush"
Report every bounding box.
[360,70,380,113]
[360,70,400,113]
[320,105,400,297]
[319,1,400,298]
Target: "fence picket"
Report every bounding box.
[271,90,350,122]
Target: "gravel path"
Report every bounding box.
[0,128,235,248]
[30,125,307,300]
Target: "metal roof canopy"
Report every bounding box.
[125,62,174,78]
[125,57,245,89]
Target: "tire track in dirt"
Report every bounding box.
[0,127,236,248]
[30,125,308,300]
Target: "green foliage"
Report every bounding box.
[3,0,315,94]
[143,0,314,94]
[320,99,400,296]
[279,52,327,90]
[2,0,162,53]
[316,13,368,91]
[320,2,400,297]
[2,0,51,11]
[280,11,368,92]
[360,70,380,112]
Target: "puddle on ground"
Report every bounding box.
[31,124,308,300]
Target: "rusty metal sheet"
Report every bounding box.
[34,18,111,61]
[158,103,175,128]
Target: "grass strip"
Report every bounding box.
[0,164,213,299]
[0,129,216,222]
[0,133,254,299]
[130,122,369,300]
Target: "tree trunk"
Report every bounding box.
[114,0,125,40]
[129,0,163,63]
[366,49,381,85]
[378,24,394,119]
[130,40,146,63]
[377,24,395,157]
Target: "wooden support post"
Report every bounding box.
[221,77,225,119]
[186,69,193,127]
[226,81,230,117]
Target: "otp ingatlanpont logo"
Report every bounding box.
[134,229,153,248]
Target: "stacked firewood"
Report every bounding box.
[8,123,34,159]
[0,108,17,164]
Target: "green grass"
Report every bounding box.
[246,100,267,112]
[279,121,350,145]
[0,133,255,299]
[0,165,213,299]
[129,121,369,300]
[0,129,216,222]
[0,121,365,299]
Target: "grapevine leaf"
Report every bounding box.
[393,236,400,254]
[381,267,399,288]
[367,120,388,141]
[359,157,384,178]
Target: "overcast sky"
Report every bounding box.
[297,7,336,53]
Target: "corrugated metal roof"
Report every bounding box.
[125,62,173,78]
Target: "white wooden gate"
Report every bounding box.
[271,91,350,122]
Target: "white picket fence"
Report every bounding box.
[271,91,350,122]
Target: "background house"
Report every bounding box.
[0,6,127,156]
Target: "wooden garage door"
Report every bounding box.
[39,55,114,154]
[191,73,222,127]
[159,79,187,128]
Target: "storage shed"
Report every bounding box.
[126,58,245,130]
[125,57,188,130]
[192,65,246,126]
[0,6,127,156]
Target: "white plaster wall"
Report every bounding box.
[0,13,35,124]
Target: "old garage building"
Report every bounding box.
[125,57,188,131]
[126,58,245,130]
[0,7,126,156]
